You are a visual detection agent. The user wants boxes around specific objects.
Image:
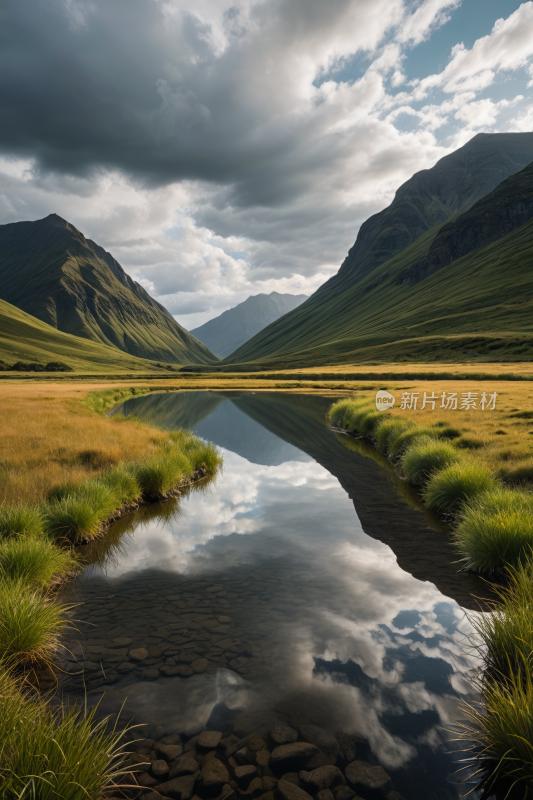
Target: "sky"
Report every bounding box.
[1,0,532,329]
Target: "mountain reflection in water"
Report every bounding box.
[61,392,485,800]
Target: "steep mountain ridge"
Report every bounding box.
[190,292,307,358]
[0,297,164,372]
[0,215,218,365]
[324,131,533,294]
[223,132,533,367]
[400,159,533,284]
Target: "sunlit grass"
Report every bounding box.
[0,663,132,800]
[0,536,79,588]
[454,487,533,573]
[0,505,44,539]
[0,578,72,666]
[423,461,497,514]
[402,437,465,486]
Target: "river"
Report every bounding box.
[58,391,487,799]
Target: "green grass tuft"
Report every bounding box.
[423,461,497,514]
[458,654,533,797]
[0,505,44,539]
[402,437,464,486]
[100,463,142,504]
[134,448,192,498]
[0,536,78,588]
[43,496,105,542]
[388,425,441,458]
[0,664,132,800]
[0,577,71,665]
[453,487,533,573]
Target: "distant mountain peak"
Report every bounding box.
[191,292,308,358]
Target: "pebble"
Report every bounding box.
[198,731,223,750]
[277,779,313,800]
[201,758,230,788]
[234,765,258,787]
[270,743,320,771]
[152,759,170,776]
[112,637,132,646]
[299,766,344,792]
[144,669,160,680]
[192,658,209,674]
[158,771,199,800]
[270,726,298,746]
[116,662,135,673]
[129,648,149,662]
[169,756,201,778]
[299,726,339,765]
[159,744,184,761]
[344,762,392,798]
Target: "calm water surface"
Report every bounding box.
[61,392,487,800]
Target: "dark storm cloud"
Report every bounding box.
[0,0,404,204]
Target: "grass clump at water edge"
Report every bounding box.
[0,505,44,539]
[0,577,73,666]
[401,436,465,486]
[0,663,133,800]
[454,486,533,574]
[423,461,497,515]
[0,536,79,588]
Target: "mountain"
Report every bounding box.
[222,132,533,367]
[0,298,167,372]
[0,214,218,365]
[190,292,308,358]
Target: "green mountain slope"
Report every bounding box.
[0,298,167,372]
[223,133,533,367]
[0,214,219,365]
[190,292,307,358]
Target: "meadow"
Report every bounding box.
[0,379,222,799]
[1,371,532,797]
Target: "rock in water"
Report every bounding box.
[344,761,392,799]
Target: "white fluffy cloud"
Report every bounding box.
[0,0,532,328]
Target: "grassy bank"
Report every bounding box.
[329,395,533,574]
[329,395,533,795]
[0,385,222,798]
[0,662,133,799]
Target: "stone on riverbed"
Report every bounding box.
[144,668,159,680]
[158,771,200,800]
[192,658,209,673]
[234,765,258,787]
[112,637,132,647]
[270,726,298,746]
[270,743,320,773]
[277,779,313,800]
[299,726,339,765]
[152,758,170,776]
[129,648,149,662]
[344,762,392,799]
[199,758,230,797]
[158,744,183,760]
[116,662,135,673]
[198,731,223,750]
[169,756,201,779]
[299,766,345,793]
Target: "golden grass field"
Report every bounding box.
[1,367,532,505]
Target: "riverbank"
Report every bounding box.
[0,386,223,799]
[328,395,533,795]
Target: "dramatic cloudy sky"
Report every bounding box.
[1,0,532,328]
